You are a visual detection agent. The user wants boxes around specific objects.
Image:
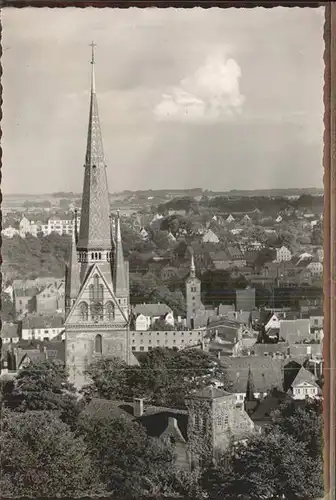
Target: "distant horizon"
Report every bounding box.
[3,186,324,198]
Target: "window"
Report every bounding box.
[94,334,102,354]
[106,301,115,320]
[79,302,89,321]
[190,332,192,335]
[224,415,229,425]
[157,340,160,344]
[148,346,152,351]
[165,332,168,335]
[217,415,223,426]
[157,332,160,335]
[132,339,135,343]
[132,346,136,351]
[149,339,152,344]
[140,346,144,351]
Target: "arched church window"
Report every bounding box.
[105,301,115,321]
[94,334,102,354]
[99,252,102,259]
[89,284,94,302]
[79,302,89,321]
[91,301,103,321]
[91,252,94,260]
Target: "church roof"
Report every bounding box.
[77,44,111,251]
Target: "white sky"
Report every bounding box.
[2,7,325,194]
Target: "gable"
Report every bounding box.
[65,264,128,327]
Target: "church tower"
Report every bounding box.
[64,43,130,389]
[185,251,202,329]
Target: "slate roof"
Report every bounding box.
[21,314,64,330]
[187,386,232,400]
[80,398,189,440]
[221,356,284,394]
[1,323,20,339]
[133,303,173,317]
[279,319,311,342]
[291,366,319,388]
[250,342,289,356]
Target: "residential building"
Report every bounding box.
[19,216,38,238]
[130,329,205,352]
[2,226,19,238]
[35,282,65,314]
[276,245,292,262]
[132,303,174,331]
[306,260,323,277]
[40,217,81,236]
[1,323,20,344]
[279,319,311,343]
[202,229,220,244]
[289,366,321,400]
[81,386,255,471]
[20,314,64,341]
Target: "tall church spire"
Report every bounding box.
[190,250,196,279]
[77,42,111,255]
[113,211,128,298]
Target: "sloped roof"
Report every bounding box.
[221,356,284,394]
[21,314,64,330]
[133,303,173,317]
[291,366,319,388]
[251,342,289,356]
[279,319,311,342]
[186,386,232,400]
[1,323,20,339]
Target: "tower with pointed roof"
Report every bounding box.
[64,43,131,389]
[185,250,202,329]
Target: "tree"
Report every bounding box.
[84,349,230,409]
[270,398,323,460]
[1,291,15,321]
[202,431,323,500]
[78,412,174,498]
[6,360,82,429]
[151,318,175,331]
[0,410,100,498]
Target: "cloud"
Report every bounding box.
[154,52,244,122]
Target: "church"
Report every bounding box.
[64,44,133,389]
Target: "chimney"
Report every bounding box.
[168,416,178,429]
[134,397,144,417]
[217,350,221,360]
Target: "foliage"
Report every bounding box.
[201,431,323,500]
[78,412,174,498]
[2,233,70,280]
[5,360,82,429]
[270,398,323,460]
[129,272,186,316]
[84,349,230,409]
[1,291,15,321]
[151,317,175,330]
[201,269,248,306]
[0,409,100,498]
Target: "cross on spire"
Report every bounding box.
[90,41,96,64]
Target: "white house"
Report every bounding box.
[2,226,19,238]
[139,228,149,240]
[132,303,174,331]
[265,313,281,332]
[40,218,80,237]
[20,314,64,341]
[307,261,323,277]
[275,215,283,223]
[19,216,37,238]
[290,366,321,400]
[226,214,235,223]
[276,246,292,262]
